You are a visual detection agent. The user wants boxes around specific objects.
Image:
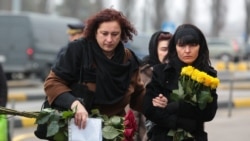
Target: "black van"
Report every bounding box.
[0,11,81,80]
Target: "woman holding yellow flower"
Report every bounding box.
[143,24,218,141]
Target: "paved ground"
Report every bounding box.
[206,107,250,141]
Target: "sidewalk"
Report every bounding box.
[206,108,250,141]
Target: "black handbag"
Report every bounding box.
[34,61,95,140]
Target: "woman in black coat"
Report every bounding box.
[0,63,7,107]
[143,24,218,141]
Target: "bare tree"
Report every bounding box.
[152,0,167,30]
[57,0,104,20]
[21,0,38,12]
[0,0,11,11]
[62,0,81,18]
[89,0,103,15]
[210,0,227,37]
[37,0,48,14]
[120,0,134,20]
[184,0,194,24]
[245,0,250,42]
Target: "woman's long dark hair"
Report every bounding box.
[165,24,211,71]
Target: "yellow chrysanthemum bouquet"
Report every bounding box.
[171,65,220,110]
[168,65,220,141]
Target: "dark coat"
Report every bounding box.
[0,64,7,107]
[143,62,218,141]
[44,38,145,116]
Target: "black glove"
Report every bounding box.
[165,102,179,114]
[177,117,197,132]
[160,114,178,129]
[178,101,199,119]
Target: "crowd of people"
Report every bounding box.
[0,7,218,141]
[22,7,219,141]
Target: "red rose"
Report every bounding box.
[124,128,134,141]
[124,110,137,130]
[123,110,137,141]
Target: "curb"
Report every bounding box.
[8,93,46,102]
[218,81,250,90]
[218,98,250,108]
[10,116,36,128]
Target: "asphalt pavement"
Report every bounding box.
[206,107,250,141]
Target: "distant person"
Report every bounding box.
[55,22,85,59]
[0,63,7,108]
[0,63,9,141]
[67,23,85,42]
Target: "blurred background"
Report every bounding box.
[1,0,250,81]
[0,1,250,141]
[0,0,248,39]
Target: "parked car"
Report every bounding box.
[0,11,81,80]
[125,34,151,61]
[207,38,244,62]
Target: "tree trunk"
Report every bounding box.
[153,0,167,30]
[245,0,250,42]
[184,0,193,24]
[211,0,227,37]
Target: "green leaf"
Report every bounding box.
[167,129,176,136]
[110,116,123,128]
[58,119,66,127]
[35,112,51,124]
[47,120,60,137]
[177,81,184,95]
[170,93,180,102]
[198,91,213,110]
[62,110,74,119]
[90,109,101,117]
[53,130,67,141]
[102,126,121,140]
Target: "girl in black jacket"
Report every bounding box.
[143,24,218,141]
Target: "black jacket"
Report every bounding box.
[0,64,8,107]
[143,62,218,141]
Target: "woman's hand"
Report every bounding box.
[152,94,168,108]
[71,100,88,129]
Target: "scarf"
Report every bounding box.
[83,40,139,104]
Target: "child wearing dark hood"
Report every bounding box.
[138,31,172,141]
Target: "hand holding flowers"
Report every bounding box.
[168,65,220,141]
[171,65,220,110]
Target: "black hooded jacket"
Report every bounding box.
[142,31,164,66]
[143,58,218,141]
